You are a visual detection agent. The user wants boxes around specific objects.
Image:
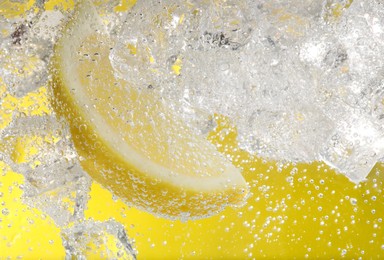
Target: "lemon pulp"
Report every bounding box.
[49,1,247,219]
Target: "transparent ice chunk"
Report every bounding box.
[109,0,384,182]
[0,115,91,225]
[62,220,137,260]
[25,172,91,226]
[0,9,65,97]
[320,113,384,183]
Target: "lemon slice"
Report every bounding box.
[49,1,247,219]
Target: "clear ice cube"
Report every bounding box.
[0,9,64,97]
[0,115,91,226]
[61,220,136,260]
[110,0,384,182]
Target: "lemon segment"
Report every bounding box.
[50,1,247,219]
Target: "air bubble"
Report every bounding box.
[350,198,357,205]
[2,208,10,216]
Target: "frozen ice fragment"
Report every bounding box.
[0,115,90,225]
[109,0,384,182]
[320,114,384,183]
[62,220,136,260]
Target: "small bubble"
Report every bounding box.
[350,198,357,205]
[2,208,9,216]
[78,124,87,132]
[117,250,124,257]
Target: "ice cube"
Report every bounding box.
[24,171,91,226]
[0,9,65,97]
[62,220,136,260]
[31,10,64,41]
[0,115,90,225]
[320,113,384,183]
[109,0,384,182]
